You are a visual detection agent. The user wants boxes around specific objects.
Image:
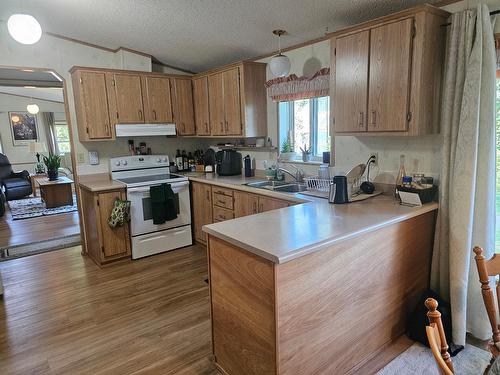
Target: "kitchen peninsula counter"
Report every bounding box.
[187,172,438,375]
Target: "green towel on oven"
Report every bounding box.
[150,183,177,224]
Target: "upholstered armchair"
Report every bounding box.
[0,153,33,201]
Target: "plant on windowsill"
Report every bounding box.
[300,144,311,162]
[43,154,61,181]
[280,139,296,161]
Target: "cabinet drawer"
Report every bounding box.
[213,193,234,210]
[213,206,235,222]
[212,186,234,197]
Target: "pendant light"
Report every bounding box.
[27,103,40,114]
[7,14,42,45]
[269,30,291,78]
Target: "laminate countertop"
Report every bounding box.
[187,173,439,264]
[78,173,126,192]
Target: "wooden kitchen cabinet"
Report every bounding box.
[171,77,196,135]
[193,76,210,135]
[258,196,289,213]
[79,187,131,266]
[208,72,225,136]
[142,76,173,123]
[108,72,145,124]
[191,182,213,244]
[71,70,113,141]
[196,61,267,137]
[234,191,259,218]
[331,5,449,136]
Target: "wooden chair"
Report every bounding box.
[473,246,500,358]
[425,298,455,375]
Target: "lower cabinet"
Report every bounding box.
[257,196,289,213]
[191,182,295,245]
[80,187,131,265]
[192,182,213,244]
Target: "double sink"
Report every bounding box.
[245,180,308,193]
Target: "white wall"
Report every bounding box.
[0,93,66,172]
[0,29,199,175]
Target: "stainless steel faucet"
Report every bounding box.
[277,164,305,183]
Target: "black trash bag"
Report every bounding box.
[406,289,464,357]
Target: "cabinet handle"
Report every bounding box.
[206,190,210,199]
[259,203,264,212]
[217,199,225,205]
[253,201,257,213]
[152,110,157,120]
[181,123,185,133]
[138,109,143,120]
[358,112,364,128]
[220,122,224,132]
[225,120,229,132]
[205,122,209,133]
[370,110,377,127]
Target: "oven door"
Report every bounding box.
[127,181,191,236]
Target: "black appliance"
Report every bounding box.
[329,175,349,204]
[215,150,242,176]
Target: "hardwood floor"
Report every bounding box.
[0,206,80,249]
[0,244,217,375]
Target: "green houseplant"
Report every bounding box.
[43,154,61,181]
[280,139,295,161]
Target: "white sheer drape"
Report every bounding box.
[431,4,497,345]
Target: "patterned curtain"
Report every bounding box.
[42,112,56,155]
[265,67,330,102]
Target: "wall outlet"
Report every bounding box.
[370,153,378,166]
[77,153,85,164]
[88,151,99,165]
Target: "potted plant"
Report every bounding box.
[280,139,296,161]
[300,144,312,162]
[43,154,61,181]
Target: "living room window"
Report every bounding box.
[54,121,70,154]
[278,96,330,159]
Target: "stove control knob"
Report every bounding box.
[122,160,128,166]
[156,158,161,163]
[115,161,121,166]
[162,157,168,162]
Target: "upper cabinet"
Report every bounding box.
[108,72,145,124]
[193,76,210,136]
[72,70,113,141]
[331,5,449,136]
[142,76,173,123]
[195,61,267,138]
[171,77,196,136]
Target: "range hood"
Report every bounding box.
[115,123,176,137]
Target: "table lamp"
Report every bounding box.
[29,141,47,173]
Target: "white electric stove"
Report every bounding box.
[110,155,192,259]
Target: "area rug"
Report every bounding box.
[0,234,81,260]
[8,195,78,220]
[376,342,491,375]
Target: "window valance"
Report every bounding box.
[265,67,330,102]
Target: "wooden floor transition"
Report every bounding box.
[0,206,80,249]
[0,244,217,375]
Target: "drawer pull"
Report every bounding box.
[370,110,377,127]
[358,112,364,128]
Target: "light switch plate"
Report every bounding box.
[88,151,99,165]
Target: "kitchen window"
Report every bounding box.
[54,121,71,154]
[278,96,330,159]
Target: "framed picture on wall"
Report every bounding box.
[8,111,39,146]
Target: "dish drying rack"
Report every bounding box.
[305,176,363,193]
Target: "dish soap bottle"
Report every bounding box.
[395,154,406,197]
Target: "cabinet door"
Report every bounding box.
[334,31,369,133]
[97,190,131,260]
[172,78,196,135]
[192,182,213,244]
[368,18,413,132]
[77,71,113,139]
[193,76,210,135]
[222,67,242,135]
[234,191,259,218]
[258,196,288,213]
[208,72,225,136]
[111,73,145,123]
[144,76,173,123]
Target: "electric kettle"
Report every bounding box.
[329,175,350,204]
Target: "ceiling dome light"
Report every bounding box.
[269,30,290,78]
[7,14,42,45]
[27,103,40,114]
